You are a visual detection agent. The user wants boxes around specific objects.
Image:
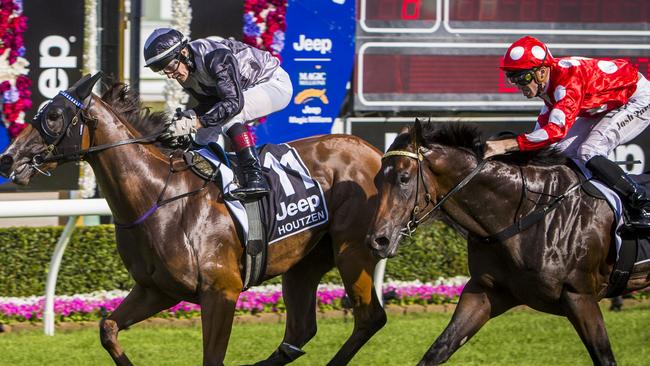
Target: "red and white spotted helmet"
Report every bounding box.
[500,36,551,71]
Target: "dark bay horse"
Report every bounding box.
[0,73,386,366]
[367,119,650,366]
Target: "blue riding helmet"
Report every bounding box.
[143,28,188,72]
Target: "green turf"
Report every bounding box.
[2,305,649,365]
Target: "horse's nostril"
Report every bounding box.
[0,155,14,177]
[373,236,390,249]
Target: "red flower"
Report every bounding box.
[0,80,10,92]
[242,35,257,46]
[15,75,30,90]
[18,97,32,111]
[10,16,27,34]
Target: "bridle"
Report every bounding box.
[382,143,489,238]
[28,88,212,228]
[30,91,163,170]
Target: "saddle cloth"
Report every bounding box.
[574,159,650,265]
[195,143,329,244]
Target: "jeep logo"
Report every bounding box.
[276,195,321,221]
[293,35,332,55]
[38,35,78,109]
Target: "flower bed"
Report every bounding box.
[0,278,468,324]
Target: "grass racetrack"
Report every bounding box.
[2,303,649,365]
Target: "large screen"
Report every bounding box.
[355,0,650,111]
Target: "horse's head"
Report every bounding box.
[367,119,486,258]
[366,119,436,258]
[0,72,102,184]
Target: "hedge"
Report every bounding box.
[0,222,467,297]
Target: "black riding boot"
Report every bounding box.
[586,155,650,228]
[231,146,269,201]
[225,123,269,201]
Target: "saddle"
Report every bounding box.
[183,142,330,290]
[570,161,650,297]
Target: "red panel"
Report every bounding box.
[360,54,650,95]
[362,55,502,94]
[449,0,649,23]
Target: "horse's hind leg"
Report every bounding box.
[99,283,179,365]
[561,291,617,366]
[327,240,387,366]
[251,236,335,366]
[418,279,517,366]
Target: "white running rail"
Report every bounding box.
[0,199,111,336]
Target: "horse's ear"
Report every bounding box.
[71,71,103,101]
[413,118,425,145]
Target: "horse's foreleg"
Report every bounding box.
[200,288,239,366]
[99,284,179,365]
[251,238,334,366]
[418,279,517,366]
[327,243,387,366]
[561,291,617,366]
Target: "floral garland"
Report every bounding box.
[163,0,191,115]
[242,0,287,140]
[242,0,287,60]
[0,0,30,139]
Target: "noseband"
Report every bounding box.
[382,147,488,237]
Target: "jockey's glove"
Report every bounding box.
[159,109,198,148]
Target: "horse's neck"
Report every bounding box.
[440,160,562,238]
[442,157,578,238]
[85,98,169,222]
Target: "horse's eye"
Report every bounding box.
[47,109,63,120]
[45,108,64,134]
[399,173,410,184]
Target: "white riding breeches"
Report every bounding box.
[194,66,293,145]
[553,73,650,163]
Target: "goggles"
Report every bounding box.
[506,70,536,86]
[158,56,182,76]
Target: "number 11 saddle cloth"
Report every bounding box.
[188,143,329,244]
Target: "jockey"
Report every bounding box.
[486,36,650,227]
[143,28,293,201]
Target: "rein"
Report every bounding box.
[33,90,212,229]
[114,151,214,229]
[384,147,582,244]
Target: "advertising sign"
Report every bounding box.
[0,0,84,191]
[254,0,356,144]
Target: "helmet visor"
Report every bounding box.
[506,70,535,86]
[157,56,182,75]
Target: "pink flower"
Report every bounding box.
[0,80,10,92]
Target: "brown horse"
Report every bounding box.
[0,73,386,366]
[367,120,650,366]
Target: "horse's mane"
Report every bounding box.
[415,122,568,167]
[100,83,170,137]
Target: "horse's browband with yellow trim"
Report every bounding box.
[382,150,423,161]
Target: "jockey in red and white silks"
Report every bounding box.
[485,36,650,227]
